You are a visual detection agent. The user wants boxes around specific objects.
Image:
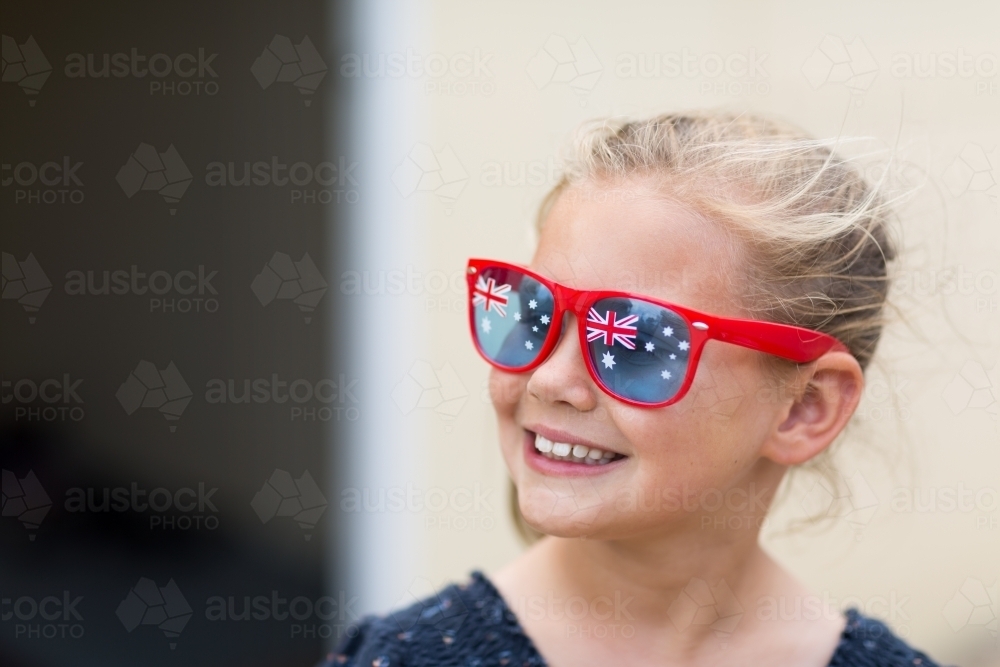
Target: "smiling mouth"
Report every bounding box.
[531,432,627,466]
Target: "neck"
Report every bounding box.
[505,463,797,655]
[553,513,770,617]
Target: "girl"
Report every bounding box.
[329,112,942,666]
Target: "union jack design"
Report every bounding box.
[586,308,639,349]
[472,276,511,317]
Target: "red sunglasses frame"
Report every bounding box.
[466,258,848,408]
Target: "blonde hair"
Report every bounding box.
[512,110,901,543]
[542,110,898,369]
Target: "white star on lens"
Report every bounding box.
[528,299,537,309]
[514,312,521,321]
[532,326,539,332]
[661,370,672,380]
[480,317,492,333]
[645,342,655,352]
[678,340,690,351]
[602,351,616,369]
[540,315,550,325]
[669,353,676,360]
[662,326,673,337]
[525,340,534,350]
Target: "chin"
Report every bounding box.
[516,486,614,538]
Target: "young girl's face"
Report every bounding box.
[491,180,789,538]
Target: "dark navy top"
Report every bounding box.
[322,571,942,667]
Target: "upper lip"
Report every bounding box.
[524,424,628,457]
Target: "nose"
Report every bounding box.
[525,313,599,412]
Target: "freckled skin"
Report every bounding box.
[489,179,865,666]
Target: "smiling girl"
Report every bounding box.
[328,112,943,666]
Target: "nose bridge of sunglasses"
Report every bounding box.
[556,285,591,313]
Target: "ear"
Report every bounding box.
[760,352,864,466]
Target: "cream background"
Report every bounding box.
[339,2,1000,664]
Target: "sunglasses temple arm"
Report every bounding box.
[705,317,846,363]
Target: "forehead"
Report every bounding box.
[531,181,744,315]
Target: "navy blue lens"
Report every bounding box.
[585,297,691,404]
[471,267,555,368]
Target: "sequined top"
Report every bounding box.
[321,571,942,667]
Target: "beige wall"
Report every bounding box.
[354,2,1000,664]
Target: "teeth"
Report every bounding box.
[534,433,621,465]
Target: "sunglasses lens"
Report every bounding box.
[585,297,691,404]
[470,267,555,368]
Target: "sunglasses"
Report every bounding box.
[466,258,847,408]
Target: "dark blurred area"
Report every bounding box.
[2,1,347,664]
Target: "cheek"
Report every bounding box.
[488,368,525,416]
[623,351,775,485]
[489,369,527,460]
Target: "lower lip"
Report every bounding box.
[522,431,628,477]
